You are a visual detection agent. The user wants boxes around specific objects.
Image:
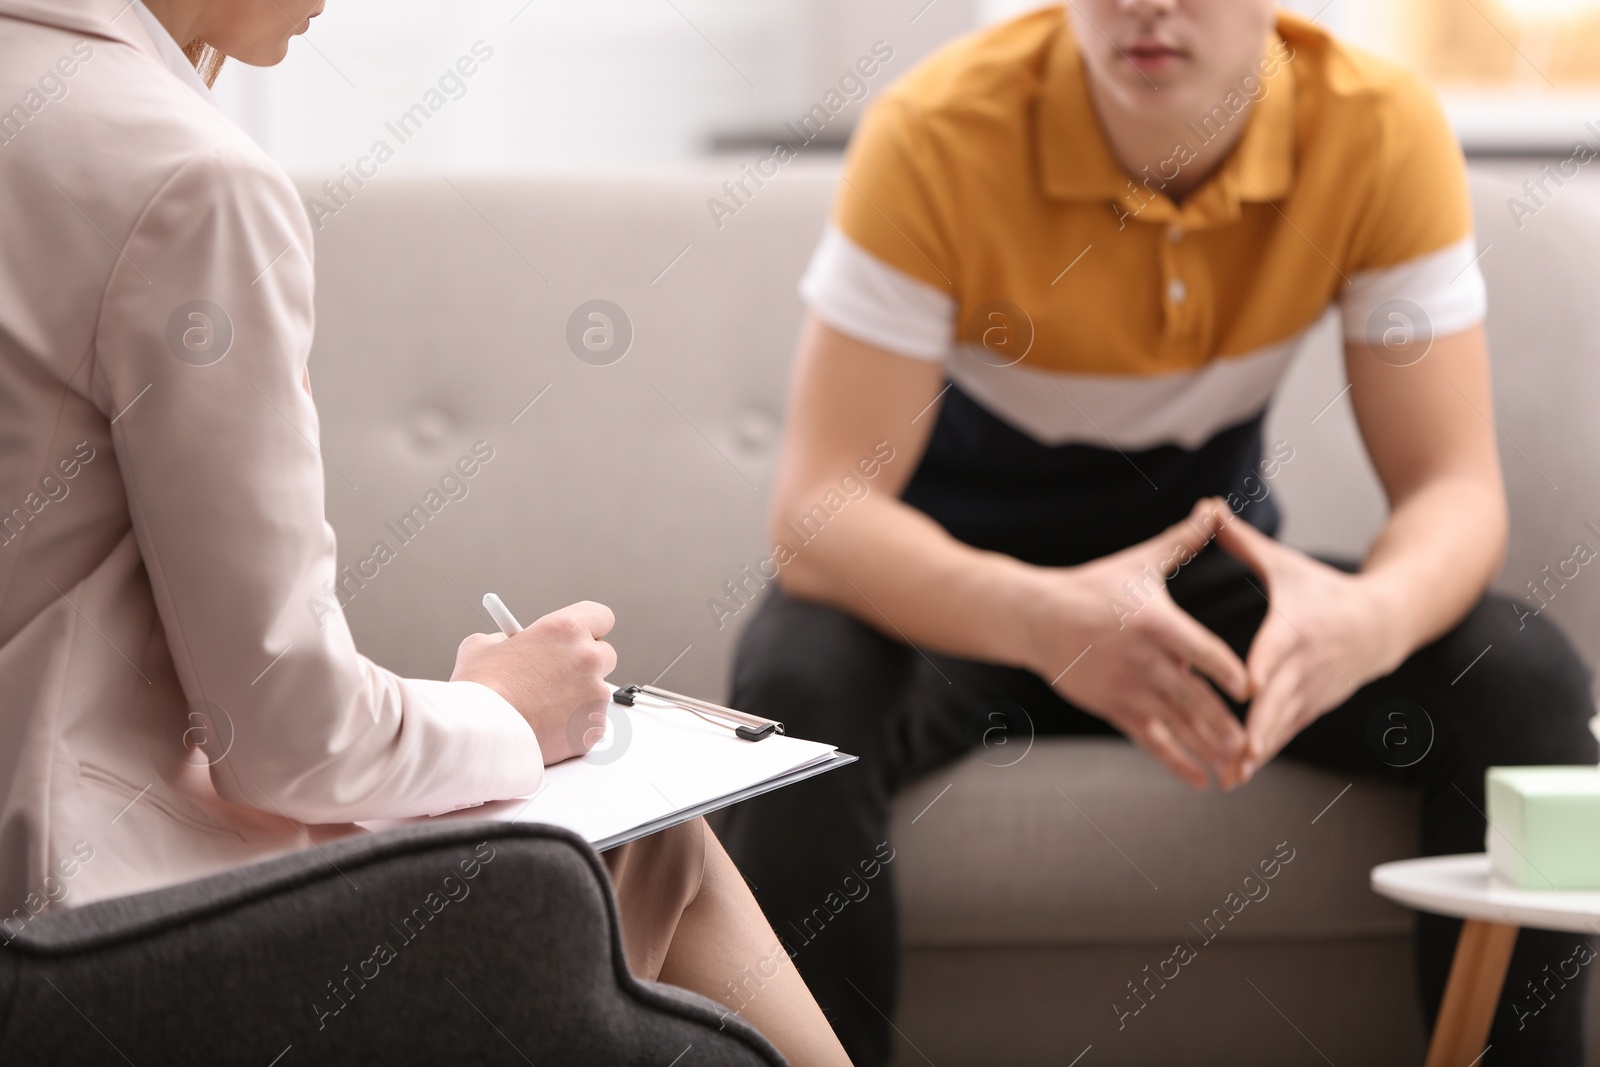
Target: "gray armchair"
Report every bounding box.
[0,822,785,1066]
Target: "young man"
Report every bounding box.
[719,2,1597,1064]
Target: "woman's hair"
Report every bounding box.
[182,39,224,87]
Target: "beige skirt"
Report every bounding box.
[600,816,708,980]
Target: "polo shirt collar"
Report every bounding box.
[1035,18,1296,225]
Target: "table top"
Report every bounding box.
[1371,854,1600,934]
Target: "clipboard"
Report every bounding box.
[591,751,856,851]
[360,691,854,850]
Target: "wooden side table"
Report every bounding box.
[1372,854,1600,1067]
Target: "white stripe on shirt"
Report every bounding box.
[799,222,1489,448]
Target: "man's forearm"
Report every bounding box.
[775,494,1047,671]
[1358,474,1507,660]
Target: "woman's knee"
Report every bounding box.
[605,818,711,980]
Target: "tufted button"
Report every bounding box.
[1167,278,1187,304]
[1168,225,1184,243]
[407,406,454,451]
[728,406,781,459]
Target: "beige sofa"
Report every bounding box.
[300,164,1600,1066]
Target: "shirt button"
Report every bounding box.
[1168,278,1187,303]
[1168,225,1184,243]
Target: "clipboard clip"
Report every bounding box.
[613,684,784,742]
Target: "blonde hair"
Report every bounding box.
[181,39,224,87]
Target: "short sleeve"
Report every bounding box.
[799,224,956,361]
[1339,73,1486,343]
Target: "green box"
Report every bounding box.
[1487,766,1600,890]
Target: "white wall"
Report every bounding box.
[214,0,1004,175]
[212,0,817,173]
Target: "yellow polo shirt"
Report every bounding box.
[802,5,1483,448]
[798,5,1484,564]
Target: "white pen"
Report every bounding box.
[482,592,524,636]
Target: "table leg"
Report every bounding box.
[1423,919,1519,1067]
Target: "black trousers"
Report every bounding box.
[721,547,1598,1067]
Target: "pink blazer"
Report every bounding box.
[0,0,543,923]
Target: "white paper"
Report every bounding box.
[360,696,838,845]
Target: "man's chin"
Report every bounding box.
[1115,78,1210,122]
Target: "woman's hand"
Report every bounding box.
[451,600,618,766]
[1022,499,1253,790]
[1214,519,1407,780]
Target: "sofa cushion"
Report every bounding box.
[300,168,840,702]
[891,739,1417,947]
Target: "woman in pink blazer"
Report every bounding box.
[0,0,846,1062]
